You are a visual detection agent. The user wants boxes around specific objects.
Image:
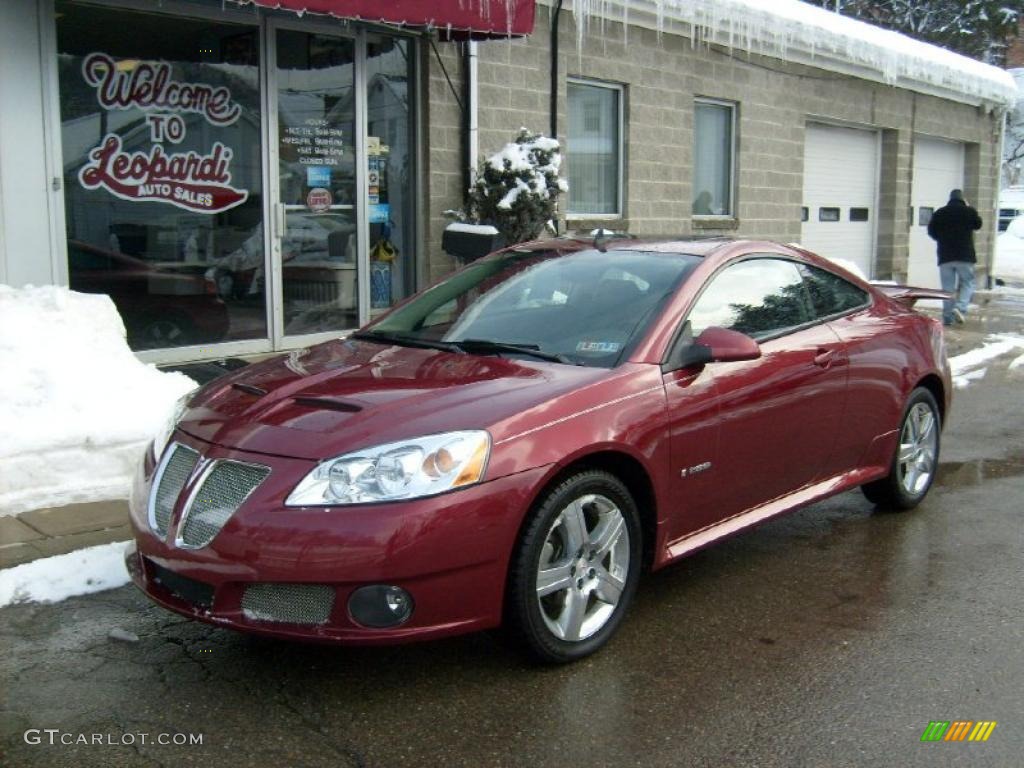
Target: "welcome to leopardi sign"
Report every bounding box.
[77,52,249,214]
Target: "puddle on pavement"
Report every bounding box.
[935,455,1024,489]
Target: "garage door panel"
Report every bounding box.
[801,124,878,278]
[909,137,964,289]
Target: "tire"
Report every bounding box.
[506,470,642,663]
[861,387,941,510]
[132,312,196,350]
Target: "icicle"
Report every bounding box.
[563,0,1014,106]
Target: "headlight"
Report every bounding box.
[151,394,190,461]
[286,431,491,506]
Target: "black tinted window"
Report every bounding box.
[800,264,869,317]
[688,259,814,340]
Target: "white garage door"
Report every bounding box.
[909,137,965,288]
[801,123,879,277]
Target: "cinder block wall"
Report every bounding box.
[425,5,1001,283]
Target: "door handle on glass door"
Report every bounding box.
[275,203,287,238]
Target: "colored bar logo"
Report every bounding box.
[921,721,997,742]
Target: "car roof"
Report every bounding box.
[612,238,738,257]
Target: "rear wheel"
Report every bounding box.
[506,470,641,663]
[862,387,941,510]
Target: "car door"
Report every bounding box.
[664,257,849,542]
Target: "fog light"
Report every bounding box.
[348,585,414,628]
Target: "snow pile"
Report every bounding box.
[0,541,130,607]
[0,286,196,516]
[566,0,1016,106]
[948,333,1024,389]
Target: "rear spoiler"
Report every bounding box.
[871,283,952,309]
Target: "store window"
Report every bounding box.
[56,2,266,350]
[567,80,622,216]
[693,100,735,217]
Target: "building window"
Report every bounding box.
[56,2,266,351]
[567,80,622,217]
[693,100,735,217]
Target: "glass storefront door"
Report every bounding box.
[56,1,417,360]
[272,27,360,338]
[365,36,416,317]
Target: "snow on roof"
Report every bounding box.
[560,0,1017,107]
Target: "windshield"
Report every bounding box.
[361,247,701,367]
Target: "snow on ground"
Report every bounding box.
[948,334,1024,389]
[0,541,130,607]
[0,286,196,517]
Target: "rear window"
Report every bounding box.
[799,264,869,318]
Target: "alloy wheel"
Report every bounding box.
[535,493,630,642]
[897,402,938,496]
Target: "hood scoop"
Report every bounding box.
[232,382,268,397]
[292,396,363,413]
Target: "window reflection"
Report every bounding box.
[57,2,267,350]
[688,259,813,339]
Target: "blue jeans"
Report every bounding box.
[939,261,975,323]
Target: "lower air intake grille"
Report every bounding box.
[241,584,336,625]
[178,460,270,548]
[148,559,214,609]
[151,444,199,537]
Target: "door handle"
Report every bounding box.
[274,203,287,239]
[813,347,836,368]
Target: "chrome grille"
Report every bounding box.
[178,460,270,549]
[151,444,199,537]
[241,584,335,625]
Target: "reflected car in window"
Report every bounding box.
[68,240,229,350]
[126,238,952,662]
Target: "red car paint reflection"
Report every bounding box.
[127,238,951,662]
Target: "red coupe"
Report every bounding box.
[127,237,951,662]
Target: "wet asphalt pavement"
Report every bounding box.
[2,295,1023,768]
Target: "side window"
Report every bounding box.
[799,264,870,318]
[688,259,814,340]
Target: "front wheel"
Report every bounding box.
[506,470,642,663]
[861,387,941,510]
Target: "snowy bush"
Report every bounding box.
[462,128,568,245]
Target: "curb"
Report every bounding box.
[0,500,129,569]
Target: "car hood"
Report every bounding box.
[178,337,610,461]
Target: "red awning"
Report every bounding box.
[248,0,535,38]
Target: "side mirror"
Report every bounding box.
[662,326,761,373]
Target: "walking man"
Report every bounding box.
[927,188,983,326]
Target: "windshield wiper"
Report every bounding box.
[352,331,465,354]
[455,339,574,364]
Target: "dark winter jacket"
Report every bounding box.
[927,198,983,264]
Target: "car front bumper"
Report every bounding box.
[127,431,546,644]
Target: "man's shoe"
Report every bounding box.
[953,308,966,324]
